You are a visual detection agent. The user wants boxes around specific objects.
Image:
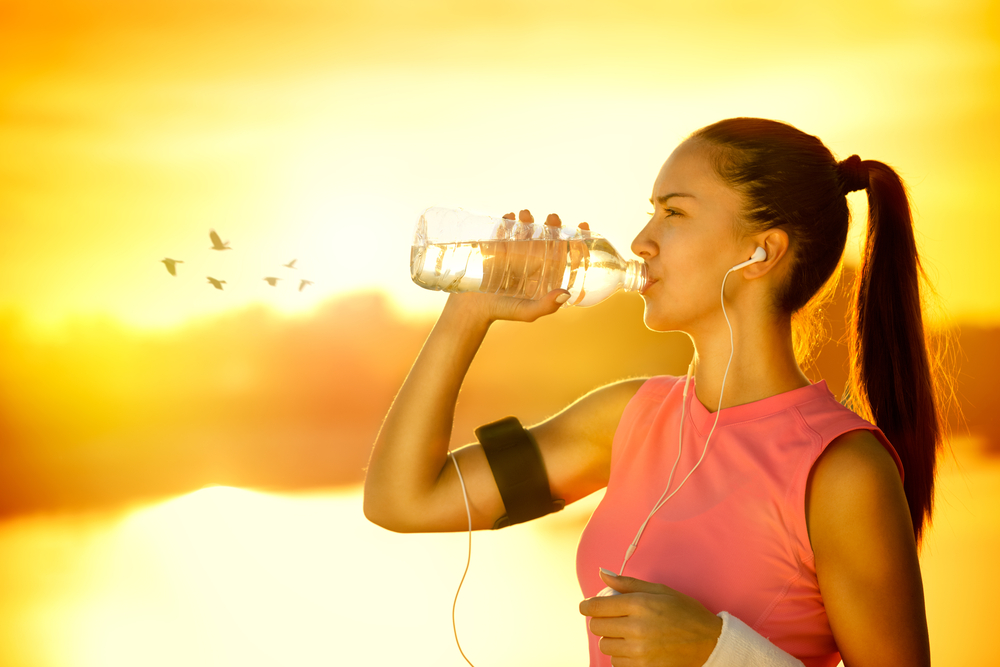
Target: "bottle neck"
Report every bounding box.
[623,260,647,293]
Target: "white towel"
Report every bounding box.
[703,612,807,667]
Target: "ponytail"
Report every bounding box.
[846,159,941,544]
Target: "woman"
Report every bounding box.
[364,118,942,666]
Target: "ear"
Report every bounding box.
[742,229,790,279]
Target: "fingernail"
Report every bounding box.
[555,293,570,304]
[600,567,617,577]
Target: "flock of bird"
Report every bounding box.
[160,230,314,292]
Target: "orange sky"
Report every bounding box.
[1,0,998,332]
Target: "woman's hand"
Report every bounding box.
[580,569,722,667]
[445,288,568,324]
[447,208,571,324]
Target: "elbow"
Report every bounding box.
[363,507,419,534]
[362,486,393,530]
[363,499,398,532]
[362,486,417,533]
[362,471,394,529]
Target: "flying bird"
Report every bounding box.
[207,277,226,290]
[209,229,231,251]
[263,277,280,286]
[298,279,313,292]
[161,258,183,276]
[283,259,297,269]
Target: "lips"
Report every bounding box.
[640,278,659,295]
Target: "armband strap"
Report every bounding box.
[475,416,564,529]
[702,612,805,667]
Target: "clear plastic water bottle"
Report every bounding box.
[410,206,647,307]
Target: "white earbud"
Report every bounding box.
[729,246,767,272]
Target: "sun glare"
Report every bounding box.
[0,467,997,666]
[0,485,598,667]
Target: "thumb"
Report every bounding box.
[599,568,667,595]
[510,289,570,322]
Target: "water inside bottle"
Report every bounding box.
[410,237,641,307]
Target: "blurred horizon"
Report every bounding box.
[1,276,998,519]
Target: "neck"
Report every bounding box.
[688,309,811,414]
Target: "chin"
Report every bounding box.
[640,300,690,335]
[640,303,671,333]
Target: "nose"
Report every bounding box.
[631,219,657,259]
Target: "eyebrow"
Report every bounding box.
[650,193,695,205]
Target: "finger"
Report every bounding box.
[486,289,568,322]
[580,594,633,618]
[481,240,504,293]
[565,222,590,305]
[512,289,569,321]
[600,568,672,595]
[598,636,631,658]
[540,214,565,294]
[588,616,632,640]
[520,238,544,299]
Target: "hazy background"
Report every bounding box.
[1,0,998,665]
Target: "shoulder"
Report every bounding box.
[591,376,653,401]
[576,375,686,425]
[809,430,902,499]
[564,375,683,413]
[805,428,913,553]
[531,375,683,460]
[793,386,904,481]
[540,377,651,438]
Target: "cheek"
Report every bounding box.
[660,227,722,276]
[663,253,709,299]
[669,237,736,297]
[641,256,725,330]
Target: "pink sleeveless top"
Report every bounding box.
[576,376,902,667]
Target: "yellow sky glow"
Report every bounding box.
[1,0,998,332]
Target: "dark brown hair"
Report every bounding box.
[691,117,944,544]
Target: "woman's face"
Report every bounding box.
[631,139,753,333]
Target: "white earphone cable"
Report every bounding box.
[618,363,690,573]
[618,265,741,575]
[449,451,476,667]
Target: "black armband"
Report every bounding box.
[476,416,565,529]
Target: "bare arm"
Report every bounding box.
[363,283,646,533]
[806,430,931,667]
[363,283,643,533]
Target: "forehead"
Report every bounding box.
[651,139,734,204]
